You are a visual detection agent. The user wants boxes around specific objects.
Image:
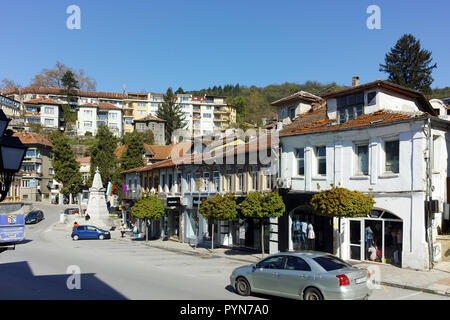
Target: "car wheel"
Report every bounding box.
[303,287,323,300]
[235,277,251,296]
[99,234,105,240]
[73,235,79,241]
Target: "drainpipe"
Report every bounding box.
[426,117,434,269]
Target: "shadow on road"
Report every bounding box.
[224,285,291,301]
[0,261,128,300]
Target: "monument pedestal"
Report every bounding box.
[85,168,113,230]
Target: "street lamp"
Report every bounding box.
[0,109,27,202]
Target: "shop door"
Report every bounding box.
[349,220,362,260]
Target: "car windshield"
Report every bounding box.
[313,255,353,271]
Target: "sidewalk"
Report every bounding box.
[111,229,450,297]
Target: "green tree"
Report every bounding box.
[310,186,375,258]
[49,131,83,198]
[60,70,79,103]
[88,125,120,190]
[28,123,45,134]
[120,132,145,171]
[199,193,237,251]
[241,192,285,258]
[131,193,165,241]
[379,34,437,94]
[175,87,185,94]
[156,87,186,145]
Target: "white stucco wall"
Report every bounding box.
[279,119,447,270]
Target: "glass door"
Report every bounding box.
[349,220,362,260]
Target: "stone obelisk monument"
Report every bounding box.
[85,168,112,229]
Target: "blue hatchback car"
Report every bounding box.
[71,225,111,241]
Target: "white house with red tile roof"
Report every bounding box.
[275,79,450,271]
[24,97,62,130]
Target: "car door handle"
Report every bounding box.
[272,272,278,276]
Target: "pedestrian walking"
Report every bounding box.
[73,221,79,230]
[85,213,90,222]
[120,223,126,238]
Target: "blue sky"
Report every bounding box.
[1,0,449,93]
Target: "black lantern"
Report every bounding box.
[0,109,26,202]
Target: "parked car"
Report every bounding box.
[230,251,372,300]
[64,208,79,215]
[25,210,45,224]
[71,225,111,241]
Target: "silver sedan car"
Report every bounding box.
[230,251,372,300]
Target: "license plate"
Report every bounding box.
[355,277,367,284]
[8,234,17,238]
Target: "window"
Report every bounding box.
[289,107,295,120]
[316,146,326,175]
[227,174,233,192]
[203,113,212,118]
[296,148,305,176]
[168,174,173,191]
[84,110,93,117]
[367,91,377,106]
[237,171,243,191]
[22,180,30,188]
[385,140,399,174]
[256,256,285,270]
[313,255,352,271]
[264,170,273,190]
[137,110,146,116]
[194,173,202,191]
[186,173,192,192]
[285,256,311,271]
[337,93,364,123]
[109,113,118,119]
[84,121,92,128]
[49,168,54,175]
[433,108,441,116]
[203,172,210,192]
[250,172,258,191]
[355,144,369,175]
[44,118,54,126]
[44,107,54,114]
[213,172,220,192]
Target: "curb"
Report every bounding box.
[113,235,260,264]
[377,280,450,297]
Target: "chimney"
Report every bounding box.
[352,76,360,87]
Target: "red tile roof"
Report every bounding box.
[134,114,165,122]
[280,110,429,137]
[76,156,91,163]
[0,87,126,100]
[271,91,323,107]
[13,132,53,147]
[25,97,60,105]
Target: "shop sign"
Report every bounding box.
[167,197,181,207]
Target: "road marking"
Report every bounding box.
[382,285,393,299]
[394,291,423,300]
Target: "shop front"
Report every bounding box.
[348,209,403,267]
[230,217,270,253]
[276,191,333,254]
[163,197,183,241]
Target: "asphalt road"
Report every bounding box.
[0,202,449,300]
